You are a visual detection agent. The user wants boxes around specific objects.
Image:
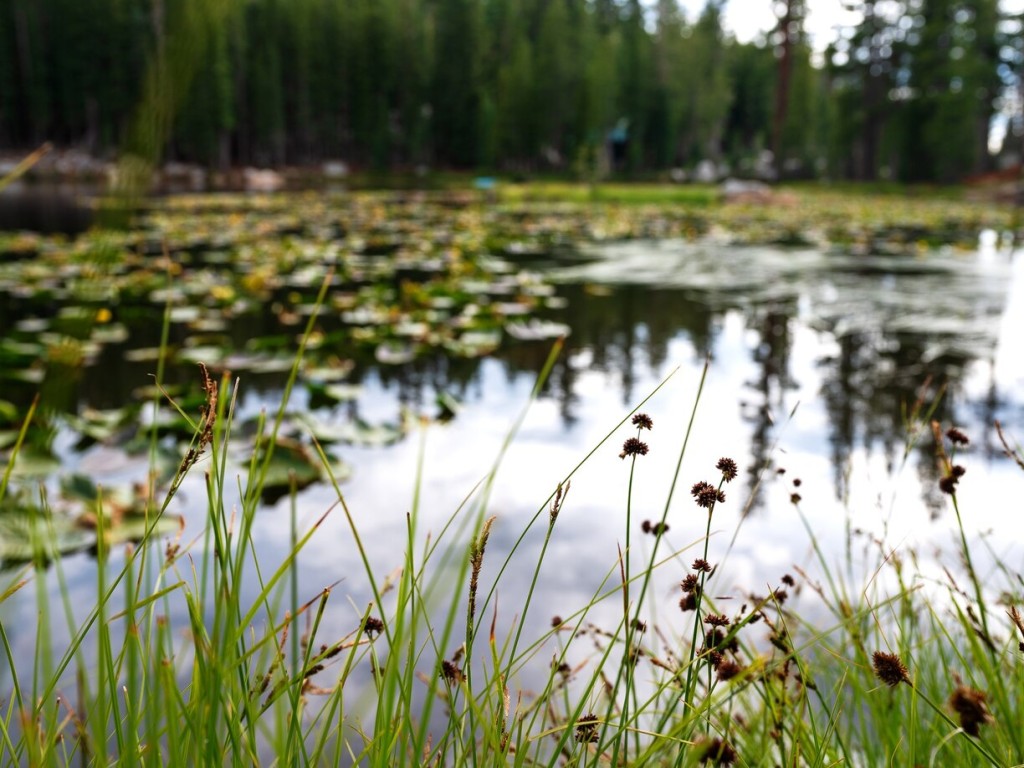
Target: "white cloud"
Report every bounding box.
[674,0,857,50]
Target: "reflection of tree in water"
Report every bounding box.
[741,302,797,513]
[817,329,968,519]
[535,284,716,422]
[11,254,1006,523]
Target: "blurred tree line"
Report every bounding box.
[0,0,1018,182]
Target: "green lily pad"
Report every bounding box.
[294,413,405,447]
[0,506,93,564]
[124,346,166,362]
[303,359,355,383]
[178,345,226,365]
[505,319,571,341]
[250,437,352,504]
[14,318,49,333]
[4,446,62,478]
[60,474,139,516]
[375,342,417,365]
[443,330,501,358]
[99,513,182,546]
[64,406,139,446]
[90,323,130,344]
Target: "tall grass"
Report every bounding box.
[1,271,1023,765]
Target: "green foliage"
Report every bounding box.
[0,3,1017,182]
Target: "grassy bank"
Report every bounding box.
[1,271,1022,767]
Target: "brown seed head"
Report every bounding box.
[631,413,654,430]
[698,737,738,765]
[872,651,910,687]
[948,685,993,736]
[692,483,724,508]
[574,713,600,744]
[619,437,649,459]
[441,660,464,685]
[716,457,738,482]
[946,427,970,446]
[717,659,743,681]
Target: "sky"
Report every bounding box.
[678,0,1024,52]
[676,0,857,50]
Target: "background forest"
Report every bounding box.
[0,0,1021,183]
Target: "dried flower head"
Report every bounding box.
[704,627,739,654]
[717,659,743,681]
[946,427,970,446]
[363,616,385,637]
[691,481,713,497]
[939,475,958,495]
[872,650,910,687]
[705,613,731,627]
[716,457,738,482]
[691,481,724,508]
[574,713,600,744]
[1009,606,1024,653]
[549,480,569,523]
[441,659,464,685]
[631,412,654,430]
[949,685,993,736]
[681,574,700,593]
[692,558,712,573]
[619,437,649,459]
[698,737,738,765]
[790,493,802,504]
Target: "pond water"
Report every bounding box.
[1,193,1023,715]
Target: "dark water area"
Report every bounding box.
[0,185,95,235]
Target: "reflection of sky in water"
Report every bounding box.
[3,239,1024,710]
[257,239,1024,654]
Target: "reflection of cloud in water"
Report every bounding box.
[260,239,1024,652]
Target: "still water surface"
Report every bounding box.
[2,227,1024,699]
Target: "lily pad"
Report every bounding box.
[294,413,406,447]
[505,319,571,341]
[250,437,352,504]
[375,342,417,365]
[0,505,93,563]
[444,330,501,358]
[4,446,62,478]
